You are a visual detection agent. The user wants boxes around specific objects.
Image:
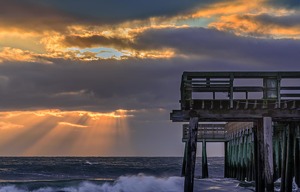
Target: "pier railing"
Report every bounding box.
[182,124,226,142]
[180,72,300,110]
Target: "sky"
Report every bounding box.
[0,0,300,156]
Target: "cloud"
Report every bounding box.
[58,122,88,128]
[0,122,24,130]
[265,0,300,8]
[63,35,132,49]
[210,13,300,38]
[0,0,223,33]
[0,47,53,64]
[1,27,300,112]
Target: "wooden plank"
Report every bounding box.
[281,86,300,90]
[263,117,274,192]
[184,116,199,192]
[183,71,300,78]
[233,86,264,92]
[171,109,300,122]
[280,93,300,97]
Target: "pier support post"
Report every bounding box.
[285,122,295,192]
[263,117,274,192]
[184,115,199,192]
[254,120,265,192]
[280,126,287,192]
[181,142,187,177]
[224,141,228,178]
[295,123,300,187]
[202,139,208,178]
[273,125,281,181]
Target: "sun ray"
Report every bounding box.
[0,109,133,156]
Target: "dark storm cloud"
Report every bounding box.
[0,0,75,32]
[35,0,220,23]
[265,0,300,8]
[1,28,300,112]
[63,27,300,66]
[0,0,221,32]
[133,27,300,65]
[63,35,131,49]
[240,13,300,28]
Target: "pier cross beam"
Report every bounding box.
[170,71,300,192]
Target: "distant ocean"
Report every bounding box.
[0,157,295,192]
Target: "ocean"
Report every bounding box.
[0,157,292,192]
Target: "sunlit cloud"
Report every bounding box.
[203,0,300,38]
[0,122,24,130]
[0,47,52,64]
[210,12,300,38]
[58,122,88,128]
[0,109,135,119]
[1,0,299,63]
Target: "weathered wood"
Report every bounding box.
[172,72,300,192]
[285,123,295,192]
[184,116,199,192]
[254,120,265,192]
[263,117,274,192]
[242,131,248,181]
[295,124,300,187]
[171,107,300,122]
[273,128,281,181]
[224,141,228,178]
[280,127,287,192]
[181,142,187,177]
[202,139,208,178]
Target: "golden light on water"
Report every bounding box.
[0,109,133,156]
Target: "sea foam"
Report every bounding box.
[0,175,184,192]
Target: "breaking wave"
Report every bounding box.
[0,175,184,192]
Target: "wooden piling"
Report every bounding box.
[237,131,242,180]
[263,117,274,192]
[224,141,228,178]
[202,139,209,178]
[242,130,248,181]
[181,142,187,177]
[184,116,199,192]
[280,126,287,192]
[273,125,281,181]
[295,123,300,187]
[285,123,295,192]
[254,120,265,192]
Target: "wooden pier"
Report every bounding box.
[170,72,300,192]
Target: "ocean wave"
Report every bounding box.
[0,175,184,192]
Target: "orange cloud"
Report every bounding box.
[0,47,52,64]
[210,13,300,38]
[58,122,88,128]
[0,122,24,130]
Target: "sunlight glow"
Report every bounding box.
[0,109,134,156]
